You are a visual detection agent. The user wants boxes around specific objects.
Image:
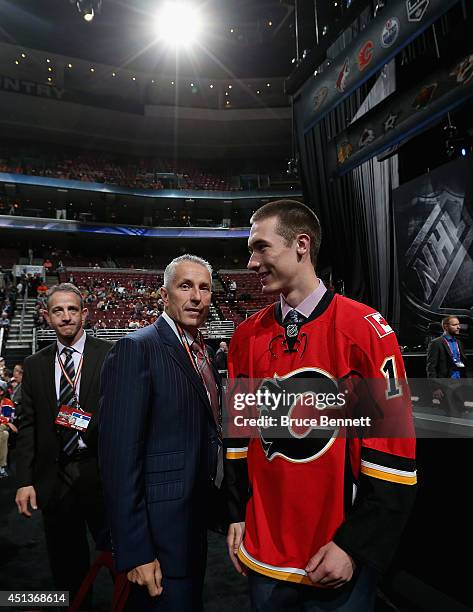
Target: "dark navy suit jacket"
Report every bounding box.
[99,316,220,575]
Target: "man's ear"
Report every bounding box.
[295,233,311,260]
[160,286,169,305]
[42,308,51,326]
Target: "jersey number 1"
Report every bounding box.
[380,356,402,399]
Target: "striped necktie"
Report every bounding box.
[58,347,80,456]
[58,347,76,407]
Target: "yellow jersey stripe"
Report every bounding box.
[237,544,313,586]
[361,465,417,485]
[226,450,248,460]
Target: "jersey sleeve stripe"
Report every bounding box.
[226,448,248,459]
[361,462,417,485]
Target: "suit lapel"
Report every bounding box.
[44,343,58,416]
[155,318,213,415]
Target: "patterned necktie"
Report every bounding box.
[286,308,305,326]
[58,347,79,456]
[191,341,220,428]
[58,347,76,407]
[191,341,223,487]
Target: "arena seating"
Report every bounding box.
[215,272,275,324]
[50,269,274,329]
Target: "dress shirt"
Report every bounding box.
[443,333,461,379]
[280,279,327,322]
[55,330,87,448]
[55,330,86,400]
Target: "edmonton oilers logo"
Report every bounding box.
[381,17,400,48]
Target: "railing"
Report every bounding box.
[35,320,236,348]
[0,327,4,355]
[18,285,28,342]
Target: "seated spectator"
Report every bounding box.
[0,315,10,329]
[0,381,17,478]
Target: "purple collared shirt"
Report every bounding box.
[280,279,327,321]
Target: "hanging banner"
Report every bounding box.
[330,49,473,176]
[300,0,461,134]
[393,157,473,346]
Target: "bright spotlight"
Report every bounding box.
[155,2,203,48]
[83,8,94,21]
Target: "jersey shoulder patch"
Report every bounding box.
[364,312,394,338]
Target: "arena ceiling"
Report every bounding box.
[0,0,297,79]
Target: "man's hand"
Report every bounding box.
[7,422,18,433]
[305,541,355,588]
[226,522,247,575]
[433,389,444,400]
[15,486,38,517]
[127,559,163,597]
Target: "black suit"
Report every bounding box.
[16,334,112,598]
[426,335,469,379]
[99,317,223,611]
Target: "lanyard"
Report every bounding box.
[56,348,84,400]
[175,323,207,376]
[443,337,461,362]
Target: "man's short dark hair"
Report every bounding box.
[250,199,322,266]
[442,315,459,329]
[47,283,84,309]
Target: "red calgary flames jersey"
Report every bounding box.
[225,291,416,584]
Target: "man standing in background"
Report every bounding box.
[15,283,112,601]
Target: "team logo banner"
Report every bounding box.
[299,0,460,134]
[393,157,473,346]
[329,49,473,176]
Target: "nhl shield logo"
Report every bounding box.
[406,0,429,22]
[381,17,400,48]
[286,324,299,338]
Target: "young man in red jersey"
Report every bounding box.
[225,200,416,611]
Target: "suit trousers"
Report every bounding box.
[125,537,207,612]
[42,454,107,600]
[248,566,377,612]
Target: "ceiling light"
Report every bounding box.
[47,77,52,82]
[209,84,214,88]
[48,67,52,72]
[256,90,260,94]
[112,72,116,77]
[268,21,273,26]
[21,53,26,58]
[191,82,194,87]
[68,63,73,68]
[230,28,234,33]
[266,83,270,87]
[228,84,232,89]
[90,67,95,72]
[15,60,19,65]
[75,0,102,22]
[46,58,51,63]
[171,80,175,85]
[132,76,136,81]
[154,2,203,48]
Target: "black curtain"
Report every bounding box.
[294,83,374,304]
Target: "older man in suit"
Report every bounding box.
[99,254,222,612]
[15,283,112,600]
